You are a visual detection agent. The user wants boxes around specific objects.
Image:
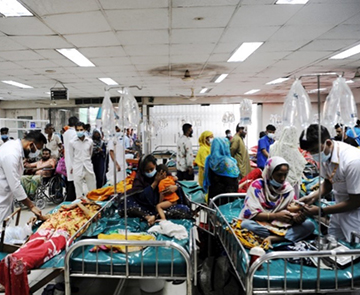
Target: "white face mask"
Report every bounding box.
[267,133,275,139]
[312,144,331,163]
[208,138,214,145]
[145,169,157,178]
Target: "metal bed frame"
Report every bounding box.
[208,193,360,295]
[62,193,197,295]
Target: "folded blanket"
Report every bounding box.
[148,220,188,240]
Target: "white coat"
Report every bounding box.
[0,140,28,223]
[63,127,77,181]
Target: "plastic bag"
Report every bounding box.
[337,77,358,127]
[118,88,140,129]
[239,99,253,125]
[323,79,341,130]
[55,157,67,177]
[4,223,32,244]
[101,90,116,141]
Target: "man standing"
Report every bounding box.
[0,131,45,224]
[44,123,62,158]
[63,116,78,201]
[299,124,360,242]
[176,123,194,180]
[334,123,359,148]
[225,129,232,141]
[256,124,276,170]
[69,122,96,198]
[230,124,251,179]
[0,127,10,147]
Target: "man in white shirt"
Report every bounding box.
[0,131,45,224]
[63,116,78,201]
[69,122,96,198]
[176,123,194,180]
[107,131,126,185]
[300,124,360,242]
[44,123,62,159]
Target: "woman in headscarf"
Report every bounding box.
[118,154,191,224]
[239,156,314,245]
[195,131,213,188]
[91,129,107,188]
[269,125,307,197]
[203,137,240,203]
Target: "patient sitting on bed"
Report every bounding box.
[0,199,101,295]
[239,157,314,247]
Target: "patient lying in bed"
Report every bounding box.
[0,200,101,295]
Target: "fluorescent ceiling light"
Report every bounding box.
[98,78,118,86]
[308,88,327,94]
[346,80,354,84]
[2,80,33,88]
[214,74,228,83]
[266,77,290,85]
[56,48,95,67]
[227,42,263,62]
[244,89,260,95]
[199,88,212,94]
[0,0,33,17]
[276,0,309,4]
[330,44,360,60]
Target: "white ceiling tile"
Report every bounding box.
[172,7,235,29]
[221,26,280,44]
[100,0,168,9]
[0,37,27,51]
[170,54,209,63]
[230,5,301,27]
[172,28,224,44]
[124,44,169,56]
[318,24,360,40]
[64,32,120,47]
[208,53,231,62]
[262,40,307,52]
[116,30,169,45]
[130,56,169,64]
[9,36,71,49]
[300,39,359,51]
[91,57,133,66]
[172,0,239,7]
[15,59,59,68]
[171,44,215,55]
[0,17,54,35]
[23,0,100,16]
[343,12,360,24]
[106,9,168,30]
[80,46,127,58]
[44,11,111,34]
[0,61,24,70]
[0,50,43,61]
[268,25,333,41]
[288,2,360,26]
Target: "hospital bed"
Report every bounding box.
[208,193,360,295]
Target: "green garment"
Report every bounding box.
[230,134,251,178]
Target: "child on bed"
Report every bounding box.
[270,200,305,228]
[156,164,179,220]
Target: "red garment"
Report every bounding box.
[238,168,262,193]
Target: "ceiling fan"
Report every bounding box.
[178,88,198,101]
[181,70,195,82]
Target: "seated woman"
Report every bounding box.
[203,137,240,204]
[239,156,314,246]
[118,154,191,225]
[0,199,101,295]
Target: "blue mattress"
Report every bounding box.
[217,199,360,290]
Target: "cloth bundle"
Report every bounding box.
[148,220,188,240]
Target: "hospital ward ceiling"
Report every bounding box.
[0,0,360,107]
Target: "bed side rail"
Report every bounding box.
[246,248,360,295]
[64,238,193,295]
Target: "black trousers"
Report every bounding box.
[66,180,76,201]
[176,170,194,181]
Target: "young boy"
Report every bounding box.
[156,164,179,220]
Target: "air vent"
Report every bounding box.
[50,88,68,100]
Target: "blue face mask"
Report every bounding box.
[312,145,331,163]
[77,131,85,138]
[1,135,8,140]
[269,178,283,189]
[145,169,157,178]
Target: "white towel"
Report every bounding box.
[148,220,188,240]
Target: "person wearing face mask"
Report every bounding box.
[107,126,127,185]
[195,131,213,188]
[91,129,107,188]
[176,123,194,180]
[256,124,276,170]
[231,124,251,179]
[299,124,360,242]
[333,123,359,148]
[239,156,314,246]
[225,129,232,141]
[63,116,79,201]
[68,122,96,198]
[118,154,191,225]
[21,148,57,197]
[0,127,10,147]
[0,131,46,225]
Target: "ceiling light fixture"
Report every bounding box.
[266,77,290,85]
[2,80,33,88]
[275,0,309,4]
[0,0,33,17]
[212,74,228,83]
[56,48,95,67]
[98,78,118,86]
[346,80,354,84]
[308,88,327,94]
[329,44,360,60]
[244,89,260,95]
[199,88,212,94]
[227,42,263,62]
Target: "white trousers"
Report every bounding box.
[73,168,96,199]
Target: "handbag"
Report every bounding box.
[55,157,67,177]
